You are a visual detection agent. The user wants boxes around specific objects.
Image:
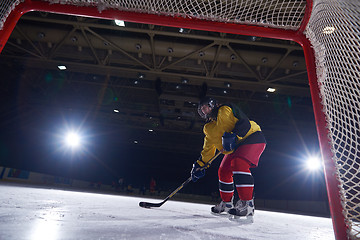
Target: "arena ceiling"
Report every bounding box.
[0,11,315,153]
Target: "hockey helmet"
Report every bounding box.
[198,96,218,119]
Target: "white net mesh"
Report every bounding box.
[0,0,22,30]
[306,0,360,239]
[42,0,306,30]
[1,0,360,238]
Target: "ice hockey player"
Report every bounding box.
[191,96,266,220]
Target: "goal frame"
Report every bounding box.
[0,1,348,239]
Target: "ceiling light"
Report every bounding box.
[261,57,268,63]
[58,65,66,70]
[64,131,81,148]
[249,36,257,41]
[230,54,236,60]
[114,19,125,27]
[305,156,323,171]
[267,87,276,93]
[148,129,154,132]
[224,82,231,88]
[181,78,189,84]
[138,73,145,79]
[322,26,335,34]
[179,28,190,33]
[38,32,45,39]
[113,109,119,113]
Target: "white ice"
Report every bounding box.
[0,183,335,240]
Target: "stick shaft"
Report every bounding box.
[139,150,223,208]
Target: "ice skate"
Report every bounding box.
[210,200,233,216]
[228,199,254,223]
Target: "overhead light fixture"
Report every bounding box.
[58,65,66,70]
[322,26,335,34]
[71,36,78,42]
[305,156,323,171]
[181,78,189,84]
[179,28,190,33]
[249,36,257,41]
[224,82,231,88]
[37,32,45,39]
[114,19,125,27]
[138,73,145,79]
[113,109,119,113]
[267,87,276,93]
[135,43,142,50]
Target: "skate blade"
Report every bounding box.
[211,212,230,217]
[228,215,254,224]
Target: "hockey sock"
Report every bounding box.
[218,180,234,202]
[233,171,254,201]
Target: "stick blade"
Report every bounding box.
[139,201,162,208]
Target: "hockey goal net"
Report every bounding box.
[0,0,359,239]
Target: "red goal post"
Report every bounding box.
[1,1,359,239]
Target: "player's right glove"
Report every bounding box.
[191,161,205,182]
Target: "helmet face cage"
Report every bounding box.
[198,97,217,119]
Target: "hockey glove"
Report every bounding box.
[222,132,237,151]
[191,161,205,182]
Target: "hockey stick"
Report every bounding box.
[139,150,223,208]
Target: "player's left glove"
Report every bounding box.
[191,161,205,182]
[222,132,237,151]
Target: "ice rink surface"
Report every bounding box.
[0,183,334,240]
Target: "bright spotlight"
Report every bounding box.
[65,132,81,148]
[306,156,322,171]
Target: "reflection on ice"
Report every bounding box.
[31,203,64,240]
